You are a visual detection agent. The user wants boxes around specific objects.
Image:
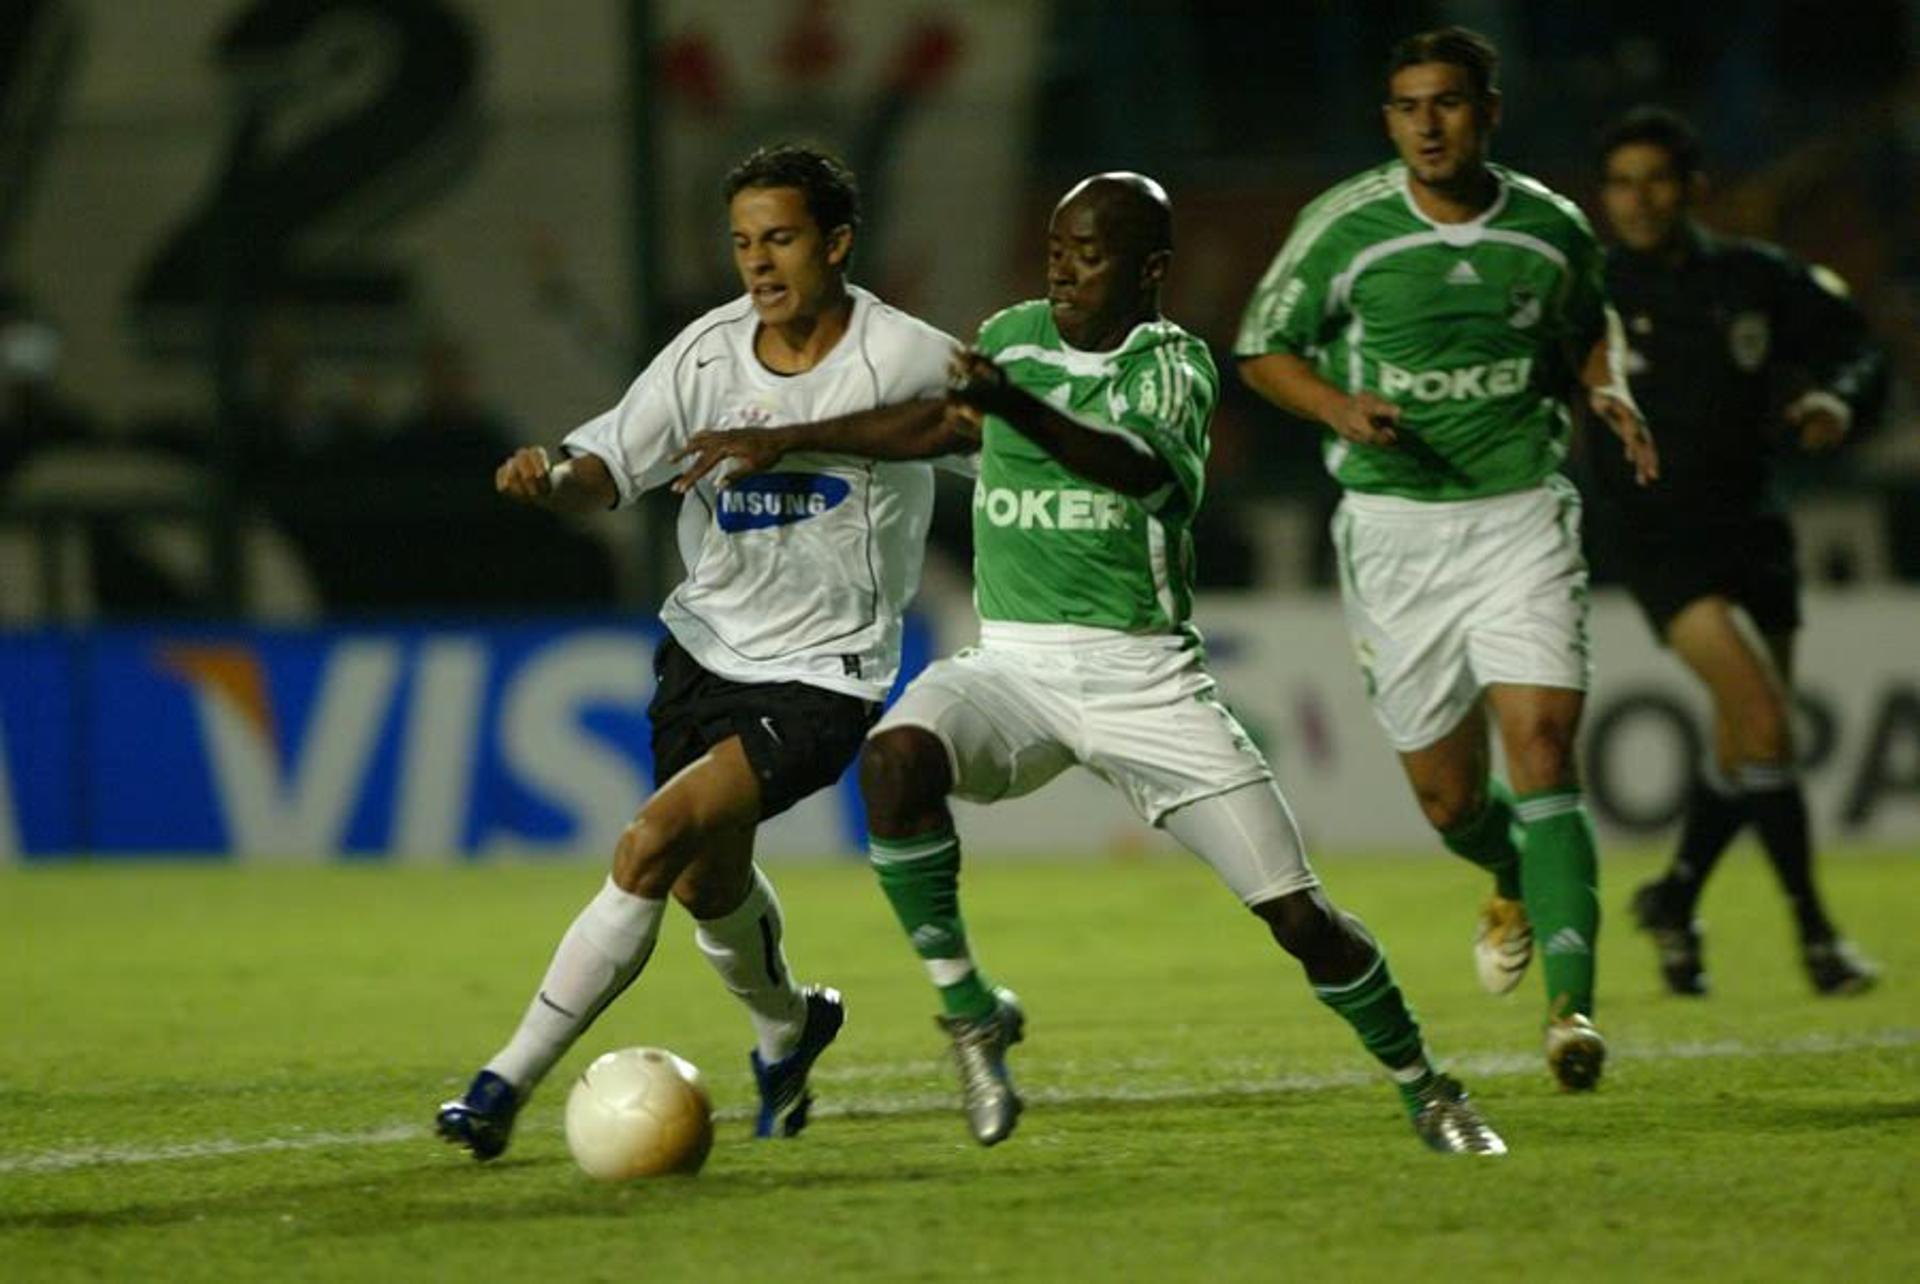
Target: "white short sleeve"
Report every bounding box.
[864,302,977,476]
[560,344,685,508]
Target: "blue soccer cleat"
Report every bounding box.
[750,985,846,1139]
[436,1068,521,1161]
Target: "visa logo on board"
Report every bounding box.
[159,632,655,858]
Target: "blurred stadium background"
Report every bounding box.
[3,0,1916,863]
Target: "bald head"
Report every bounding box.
[1045,171,1173,349]
[1055,171,1173,259]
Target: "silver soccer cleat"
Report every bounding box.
[1473,895,1534,995]
[1545,1013,1607,1091]
[1410,1073,1508,1156]
[935,986,1026,1146]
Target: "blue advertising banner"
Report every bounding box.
[0,618,933,861]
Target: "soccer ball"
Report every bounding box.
[564,1047,714,1180]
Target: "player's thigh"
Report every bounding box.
[1485,682,1585,793]
[615,736,763,892]
[1462,479,1592,695]
[1331,501,1479,752]
[1160,777,1321,907]
[1075,640,1274,826]
[1666,596,1791,744]
[1396,708,1493,830]
[872,648,1075,805]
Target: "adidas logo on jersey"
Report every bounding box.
[1544,927,1591,956]
[1446,259,1481,285]
[974,485,1130,532]
[1378,356,1534,403]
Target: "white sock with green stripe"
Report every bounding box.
[868,828,997,1021]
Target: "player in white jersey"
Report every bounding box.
[436,146,958,1160]
[678,174,1507,1156]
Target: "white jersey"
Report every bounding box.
[563,285,956,701]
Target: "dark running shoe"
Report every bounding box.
[1631,880,1707,997]
[750,985,847,1139]
[436,1068,520,1161]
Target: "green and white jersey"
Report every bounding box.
[1236,161,1610,502]
[972,300,1214,634]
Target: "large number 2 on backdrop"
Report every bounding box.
[133,0,480,356]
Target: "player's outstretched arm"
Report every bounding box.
[495,447,618,514]
[1237,352,1400,447]
[673,398,974,493]
[947,349,1170,497]
[1579,336,1659,486]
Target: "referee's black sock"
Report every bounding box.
[1736,764,1836,943]
[1664,769,1746,920]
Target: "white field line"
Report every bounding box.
[3,1028,1913,1176]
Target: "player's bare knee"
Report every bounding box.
[1734,693,1792,765]
[1416,784,1483,834]
[859,728,950,831]
[1507,725,1576,792]
[1254,889,1344,964]
[1420,790,1474,832]
[610,811,696,897]
[670,855,750,919]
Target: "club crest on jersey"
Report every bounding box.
[1727,311,1770,372]
[714,403,778,430]
[1507,285,1543,330]
[714,473,851,532]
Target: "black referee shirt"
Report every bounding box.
[1594,223,1882,529]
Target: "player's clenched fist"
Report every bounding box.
[1329,390,1401,447]
[496,446,555,503]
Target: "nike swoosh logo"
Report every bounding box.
[696,353,727,369]
[537,990,578,1019]
[759,715,782,745]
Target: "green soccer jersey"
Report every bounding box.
[971,300,1214,634]
[1235,161,1610,501]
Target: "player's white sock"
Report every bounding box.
[486,876,666,1092]
[694,865,808,1063]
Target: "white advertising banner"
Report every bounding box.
[915,589,1920,857]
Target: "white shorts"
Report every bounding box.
[873,623,1274,828]
[1332,476,1592,753]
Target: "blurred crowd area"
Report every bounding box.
[2,0,1916,621]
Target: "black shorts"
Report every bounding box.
[648,634,880,821]
[1606,511,1801,640]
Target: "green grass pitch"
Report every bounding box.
[4,847,1915,1281]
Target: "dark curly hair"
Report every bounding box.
[722,144,861,239]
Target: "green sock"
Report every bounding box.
[1514,788,1601,1018]
[1441,777,1523,900]
[868,828,996,1021]
[1313,949,1435,1114]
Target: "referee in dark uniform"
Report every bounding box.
[1588,106,1883,997]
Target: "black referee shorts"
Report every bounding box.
[647,633,880,821]
[1606,511,1801,640]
